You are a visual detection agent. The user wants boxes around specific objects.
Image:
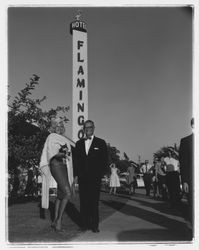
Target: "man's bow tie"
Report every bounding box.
[85,137,91,140]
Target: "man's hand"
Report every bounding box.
[71,176,78,194]
[183,182,189,193]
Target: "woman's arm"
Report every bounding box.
[47,134,61,161]
[109,163,113,168]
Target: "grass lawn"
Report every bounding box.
[7,190,129,244]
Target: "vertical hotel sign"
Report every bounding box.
[70,13,88,142]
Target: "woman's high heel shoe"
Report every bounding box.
[51,221,56,229]
[54,227,66,233]
[51,222,66,233]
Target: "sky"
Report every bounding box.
[8,6,193,163]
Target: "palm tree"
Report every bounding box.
[154,144,179,160]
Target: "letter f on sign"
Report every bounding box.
[78,41,84,50]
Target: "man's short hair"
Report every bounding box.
[83,120,95,129]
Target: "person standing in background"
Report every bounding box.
[159,156,168,200]
[109,163,121,195]
[164,150,181,209]
[127,163,137,195]
[151,158,159,199]
[140,160,152,196]
[179,118,194,230]
[153,157,167,200]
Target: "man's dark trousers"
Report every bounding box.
[143,173,152,196]
[79,178,101,229]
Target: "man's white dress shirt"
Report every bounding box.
[85,135,94,155]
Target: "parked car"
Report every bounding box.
[119,173,128,185]
[101,172,145,194]
[119,172,144,188]
[101,175,110,192]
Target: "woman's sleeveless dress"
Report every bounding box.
[109,168,120,187]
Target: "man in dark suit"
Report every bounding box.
[74,120,108,233]
[179,118,194,228]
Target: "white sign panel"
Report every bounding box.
[72,29,88,142]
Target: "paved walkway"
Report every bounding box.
[72,189,192,244]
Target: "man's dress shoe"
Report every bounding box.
[80,227,88,232]
[92,228,100,233]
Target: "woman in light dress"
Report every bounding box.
[39,117,74,232]
[109,163,120,195]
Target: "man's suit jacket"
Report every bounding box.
[74,136,108,180]
[179,133,194,185]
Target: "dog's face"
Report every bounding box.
[59,144,70,156]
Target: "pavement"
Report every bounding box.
[72,189,193,244]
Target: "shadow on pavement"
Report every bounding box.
[129,194,192,227]
[101,199,193,241]
[111,192,190,220]
[8,196,40,206]
[65,201,81,227]
[117,228,193,242]
[130,195,182,217]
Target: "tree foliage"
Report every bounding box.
[8,75,70,196]
[116,160,131,172]
[153,144,179,160]
[123,152,129,161]
[107,144,120,165]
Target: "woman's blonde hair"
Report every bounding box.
[49,116,64,133]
